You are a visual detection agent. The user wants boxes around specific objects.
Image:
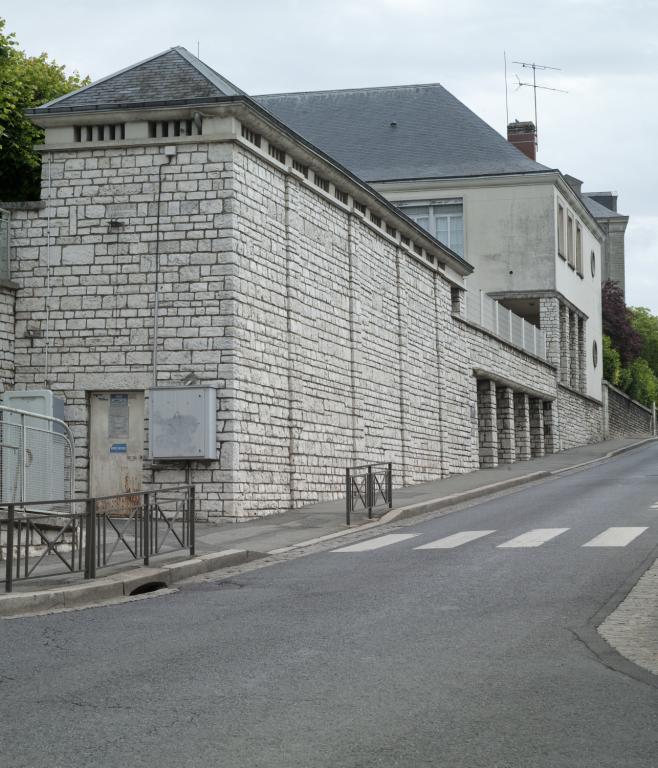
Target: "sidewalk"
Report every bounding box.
[1,435,655,617]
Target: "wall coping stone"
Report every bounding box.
[454,314,557,370]
[558,382,603,407]
[603,380,653,414]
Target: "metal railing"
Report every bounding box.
[463,289,547,360]
[0,404,76,507]
[1,484,195,592]
[345,462,393,526]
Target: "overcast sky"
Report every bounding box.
[4,0,657,311]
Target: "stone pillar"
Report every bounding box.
[542,401,557,454]
[539,297,561,373]
[496,385,516,464]
[514,392,531,461]
[450,285,465,316]
[601,382,609,439]
[578,317,586,392]
[569,310,579,389]
[529,397,545,458]
[559,303,570,386]
[477,379,498,468]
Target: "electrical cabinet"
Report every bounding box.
[148,386,217,460]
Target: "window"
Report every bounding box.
[354,201,366,215]
[575,224,583,275]
[386,224,397,238]
[241,125,261,147]
[292,159,308,178]
[334,188,348,205]
[370,213,382,228]
[75,123,125,142]
[557,204,565,258]
[394,199,464,257]
[268,143,286,164]
[591,250,596,277]
[313,173,330,192]
[567,215,574,267]
[592,340,598,368]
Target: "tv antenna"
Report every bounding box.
[512,61,567,149]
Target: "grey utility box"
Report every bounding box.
[149,386,217,460]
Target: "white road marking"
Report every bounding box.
[650,503,658,509]
[331,533,418,552]
[497,528,569,548]
[414,530,496,550]
[582,527,648,547]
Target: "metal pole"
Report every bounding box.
[143,492,150,566]
[21,414,26,503]
[189,485,196,557]
[345,468,351,526]
[5,504,14,592]
[387,462,393,509]
[367,464,373,519]
[90,499,97,579]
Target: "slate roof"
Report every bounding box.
[255,84,551,182]
[581,194,627,219]
[31,47,245,114]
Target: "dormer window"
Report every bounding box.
[394,199,464,257]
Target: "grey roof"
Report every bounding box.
[31,47,245,114]
[581,194,627,219]
[255,84,551,182]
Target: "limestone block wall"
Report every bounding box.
[556,384,603,449]
[605,382,654,438]
[0,286,15,392]
[4,134,615,519]
[8,143,239,517]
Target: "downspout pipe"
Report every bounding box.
[152,151,174,388]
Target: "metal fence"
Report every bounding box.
[0,405,76,508]
[1,484,195,592]
[346,462,393,525]
[463,289,547,360]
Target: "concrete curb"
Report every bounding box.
[2,436,654,617]
[380,437,657,526]
[0,549,265,618]
[549,436,657,475]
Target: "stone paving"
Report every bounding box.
[599,557,658,676]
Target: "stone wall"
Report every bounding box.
[4,133,617,519]
[0,286,15,392]
[556,384,603,449]
[8,143,239,516]
[605,382,654,438]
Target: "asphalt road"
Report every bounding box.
[2,444,658,768]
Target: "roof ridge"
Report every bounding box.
[172,47,245,96]
[35,46,243,111]
[37,47,182,110]
[256,82,446,99]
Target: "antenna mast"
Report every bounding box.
[512,60,567,149]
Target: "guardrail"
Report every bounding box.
[1,484,195,592]
[0,404,76,506]
[463,289,547,360]
[345,462,393,526]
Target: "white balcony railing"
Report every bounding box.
[462,289,547,360]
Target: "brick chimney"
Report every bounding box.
[507,120,536,161]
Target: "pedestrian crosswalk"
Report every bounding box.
[331,526,651,553]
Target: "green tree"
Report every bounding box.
[626,357,658,407]
[602,334,621,386]
[0,19,88,200]
[630,306,658,378]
